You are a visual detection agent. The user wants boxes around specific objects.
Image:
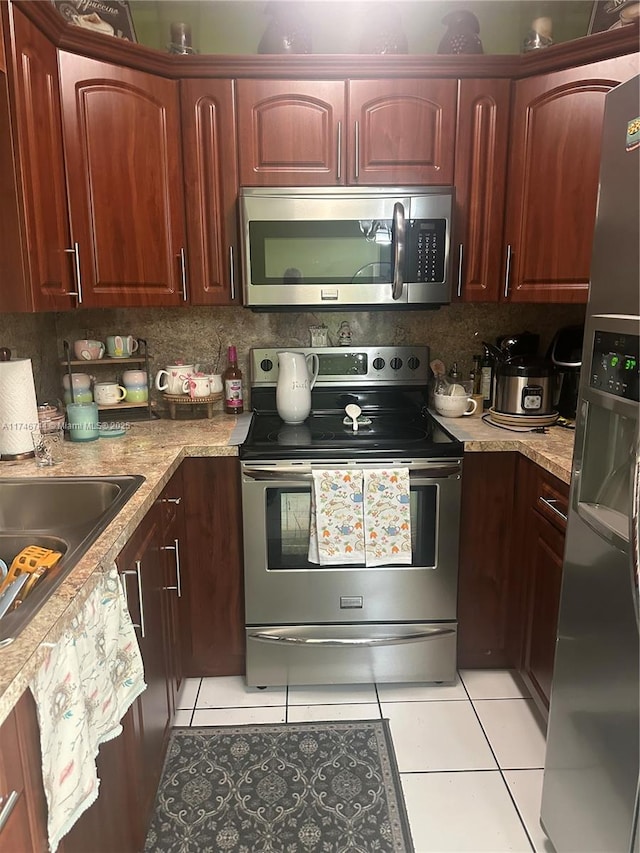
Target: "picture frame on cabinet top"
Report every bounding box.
[587,0,640,34]
[52,0,137,42]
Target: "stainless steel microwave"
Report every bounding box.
[239,186,454,310]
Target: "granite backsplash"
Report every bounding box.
[0,302,586,411]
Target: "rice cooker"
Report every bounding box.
[494,358,555,416]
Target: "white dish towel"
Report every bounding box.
[30,565,146,853]
[308,468,412,567]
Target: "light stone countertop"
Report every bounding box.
[0,410,574,724]
[429,410,575,484]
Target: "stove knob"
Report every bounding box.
[260,358,274,373]
[390,357,403,370]
[408,356,420,370]
[372,357,385,371]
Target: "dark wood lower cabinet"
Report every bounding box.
[179,457,245,677]
[517,459,569,719]
[457,452,521,668]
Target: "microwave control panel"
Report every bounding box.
[590,330,639,401]
[406,219,447,283]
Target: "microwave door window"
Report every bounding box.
[249,221,393,285]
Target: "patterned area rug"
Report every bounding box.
[144,719,414,852]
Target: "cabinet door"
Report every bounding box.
[348,79,457,185]
[117,505,171,826]
[58,52,185,308]
[180,458,245,677]
[236,80,345,186]
[180,79,240,305]
[503,54,638,304]
[1,5,74,312]
[0,693,48,853]
[159,467,185,714]
[522,513,565,713]
[457,452,521,668]
[453,79,510,302]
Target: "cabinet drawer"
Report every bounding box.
[535,471,569,533]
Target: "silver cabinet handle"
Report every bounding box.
[538,496,568,524]
[0,791,19,834]
[229,246,235,300]
[457,243,464,298]
[336,120,342,182]
[503,244,512,299]
[162,497,182,505]
[179,248,188,301]
[162,538,182,598]
[121,561,145,638]
[354,120,360,180]
[248,628,455,647]
[392,201,406,300]
[63,242,83,303]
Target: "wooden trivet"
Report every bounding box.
[163,392,222,420]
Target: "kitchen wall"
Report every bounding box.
[51,302,586,409]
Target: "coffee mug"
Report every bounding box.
[434,392,478,418]
[155,365,195,395]
[124,386,148,404]
[94,382,127,405]
[122,369,147,387]
[74,339,105,360]
[106,335,139,358]
[64,389,93,405]
[207,374,223,394]
[66,402,99,442]
[63,373,92,392]
[182,376,211,398]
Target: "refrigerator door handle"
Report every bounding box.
[631,430,640,628]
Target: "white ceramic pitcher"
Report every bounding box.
[276,351,319,424]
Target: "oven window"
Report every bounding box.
[249,221,393,286]
[266,485,437,569]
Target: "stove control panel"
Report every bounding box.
[250,346,430,386]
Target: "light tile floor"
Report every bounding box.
[174,669,549,853]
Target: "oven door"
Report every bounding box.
[241,459,462,626]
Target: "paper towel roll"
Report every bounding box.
[0,358,40,458]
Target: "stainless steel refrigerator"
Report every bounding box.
[541,75,640,853]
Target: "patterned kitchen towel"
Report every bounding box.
[363,468,412,566]
[308,469,365,564]
[30,566,146,853]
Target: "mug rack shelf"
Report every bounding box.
[61,338,157,422]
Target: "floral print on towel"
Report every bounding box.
[363,469,412,566]
[30,565,146,853]
[308,469,364,565]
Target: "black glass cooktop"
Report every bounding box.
[240,387,463,461]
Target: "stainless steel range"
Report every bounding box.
[239,346,463,686]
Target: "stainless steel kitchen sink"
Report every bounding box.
[0,475,145,646]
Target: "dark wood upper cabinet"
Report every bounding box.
[348,79,457,185]
[1,4,74,312]
[180,78,240,305]
[453,78,511,302]
[58,52,186,308]
[236,78,457,187]
[503,54,638,304]
[236,79,345,186]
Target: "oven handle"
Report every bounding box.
[248,627,455,647]
[242,464,461,481]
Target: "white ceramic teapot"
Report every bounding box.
[276,351,319,424]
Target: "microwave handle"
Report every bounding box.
[392,202,406,300]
